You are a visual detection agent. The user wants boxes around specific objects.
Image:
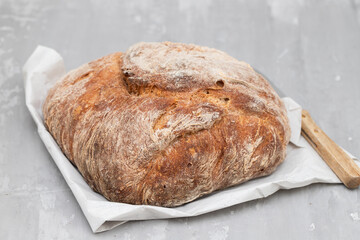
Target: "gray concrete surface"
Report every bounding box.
[1,0,360,239]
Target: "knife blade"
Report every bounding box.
[254,68,360,189]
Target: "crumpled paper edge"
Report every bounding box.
[24,45,359,233]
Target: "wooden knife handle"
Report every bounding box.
[301,109,360,188]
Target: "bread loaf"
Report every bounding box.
[43,42,291,207]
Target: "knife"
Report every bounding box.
[255,69,360,188]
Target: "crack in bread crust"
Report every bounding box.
[43,42,291,207]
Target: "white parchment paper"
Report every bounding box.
[23,46,359,233]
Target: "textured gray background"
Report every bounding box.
[1,0,360,239]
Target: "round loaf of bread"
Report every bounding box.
[43,42,291,207]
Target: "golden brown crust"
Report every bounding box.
[43,42,291,207]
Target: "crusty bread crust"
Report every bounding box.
[43,42,291,207]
